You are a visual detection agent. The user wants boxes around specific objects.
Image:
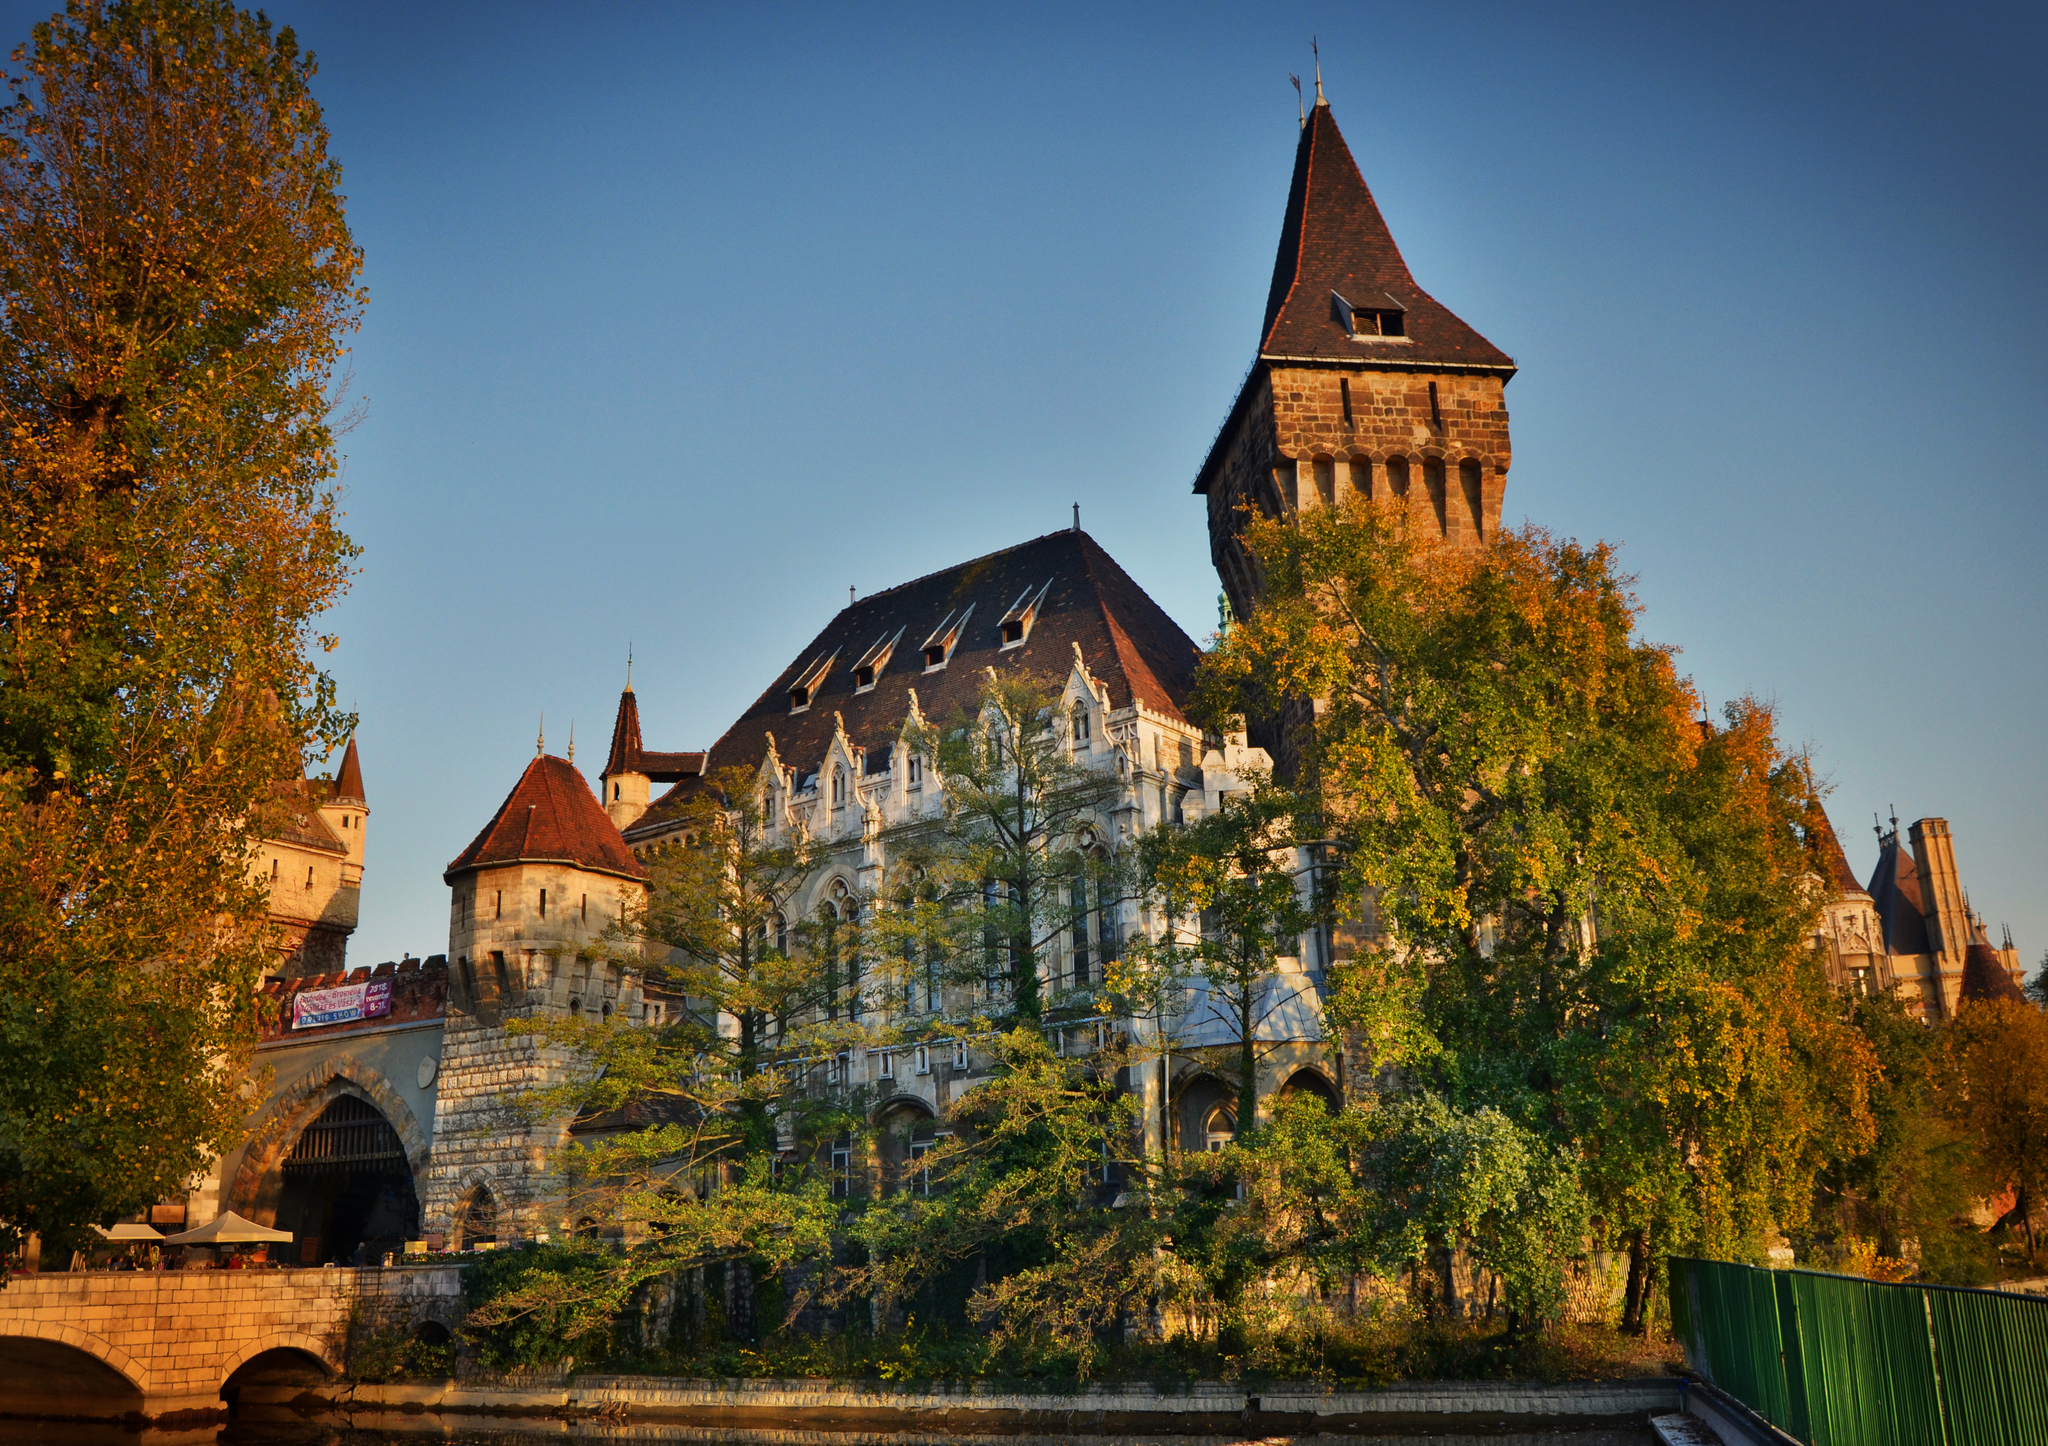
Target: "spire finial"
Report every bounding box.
[626,642,633,692]
[850,584,857,607]
[1290,71,1303,128]
[1312,36,1325,106]
[568,721,575,765]
[537,714,545,758]
[1072,502,1080,533]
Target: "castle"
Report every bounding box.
[171,88,2022,1262]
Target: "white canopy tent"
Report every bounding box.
[161,1210,293,1245]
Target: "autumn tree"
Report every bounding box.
[1945,998,2048,1267]
[1199,502,1874,1323]
[0,0,361,1257]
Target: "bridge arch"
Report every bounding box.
[0,1323,147,1413]
[218,1332,339,1386]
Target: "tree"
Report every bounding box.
[1945,998,2048,1267]
[484,766,856,1347]
[1129,780,1315,1152]
[1198,502,1874,1322]
[0,0,360,1258]
[891,670,1124,1025]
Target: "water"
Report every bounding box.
[0,1407,1662,1446]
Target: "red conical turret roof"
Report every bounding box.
[600,682,707,784]
[445,754,646,884]
[333,736,366,804]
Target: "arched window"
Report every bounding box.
[831,766,846,806]
[459,1186,497,1248]
[1459,458,1484,541]
[1348,454,1372,501]
[1423,457,1448,536]
[1203,1105,1236,1153]
[1385,454,1410,500]
[1071,704,1091,749]
[1312,455,1336,508]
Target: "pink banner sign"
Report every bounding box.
[291,978,392,1029]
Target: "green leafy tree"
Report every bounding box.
[1129,780,1315,1153]
[1199,502,1874,1326]
[0,0,360,1259]
[891,670,1124,1025]
[482,767,859,1348]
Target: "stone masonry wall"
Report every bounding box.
[1205,365,1511,621]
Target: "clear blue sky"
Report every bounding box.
[21,2,2046,968]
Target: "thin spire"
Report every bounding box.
[1290,71,1303,128]
[568,721,575,765]
[1312,36,1326,106]
[537,714,545,758]
[626,642,633,692]
[1072,501,1080,533]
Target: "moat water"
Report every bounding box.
[0,1408,1662,1446]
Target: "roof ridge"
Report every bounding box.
[842,528,1083,612]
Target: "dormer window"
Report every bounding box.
[852,628,903,693]
[788,648,838,712]
[831,766,847,806]
[921,604,973,671]
[1332,289,1406,340]
[1072,704,1091,749]
[998,582,1050,650]
[907,753,924,789]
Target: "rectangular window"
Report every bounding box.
[907,754,923,790]
[830,1136,853,1199]
[1070,876,1091,988]
[581,894,587,922]
[909,1139,934,1196]
[495,890,502,920]
[306,865,315,888]
[915,1044,931,1075]
[539,888,547,918]
[879,1049,894,1080]
[954,1039,969,1070]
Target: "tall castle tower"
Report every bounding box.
[419,745,652,1245]
[1195,88,1516,621]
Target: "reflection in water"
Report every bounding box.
[0,1407,1662,1446]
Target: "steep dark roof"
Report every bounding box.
[1867,834,1932,957]
[270,780,347,855]
[1259,103,1513,372]
[1803,797,1868,898]
[626,529,1203,842]
[1960,940,2028,1005]
[602,686,706,783]
[446,754,647,884]
[332,736,366,804]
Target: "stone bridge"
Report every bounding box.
[0,1265,462,1419]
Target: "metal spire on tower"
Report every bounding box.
[537,714,545,758]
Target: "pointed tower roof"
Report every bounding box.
[1258,102,1514,371]
[332,736,366,805]
[445,754,647,884]
[1802,796,1866,899]
[603,685,645,778]
[1867,831,1932,957]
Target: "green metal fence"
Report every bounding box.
[1669,1256,2048,1446]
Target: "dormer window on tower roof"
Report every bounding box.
[921,604,973,671]
[998,581,1051,649]
[788,649,838,712]
[852,627,904,692]
[1331,289,1406,340]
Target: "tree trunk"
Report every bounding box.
[1621,1229,1650,1335]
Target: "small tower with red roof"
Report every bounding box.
[421,745,652,1246]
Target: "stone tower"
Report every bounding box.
[259,735,369,973]
[419,749,651,1245]
[1194,91,1517,623]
